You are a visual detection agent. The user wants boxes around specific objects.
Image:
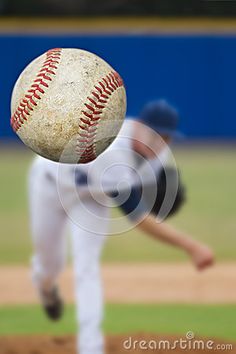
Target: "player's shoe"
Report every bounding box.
[39,286,64,321]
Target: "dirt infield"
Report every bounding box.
[0,263,236,305]
[0,334,234,354]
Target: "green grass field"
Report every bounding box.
[0,144,235,264]
[0,304,236,340]
[0,144,235,341]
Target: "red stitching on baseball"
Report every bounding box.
[76,70,124,163]
[10,48,62,132]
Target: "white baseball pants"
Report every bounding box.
[29,158,109,354]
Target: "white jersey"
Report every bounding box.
[33,119,170,198]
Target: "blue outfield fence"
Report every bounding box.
[1,34,236,139]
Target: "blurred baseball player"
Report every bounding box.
[29,99,214,354]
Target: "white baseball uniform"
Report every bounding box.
[28,119,170,354]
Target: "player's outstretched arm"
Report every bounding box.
[114,181,214,271]
[137,214,214,271]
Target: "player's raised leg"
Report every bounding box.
[29,158,67,319]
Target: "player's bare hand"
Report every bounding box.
[190,244,215,271]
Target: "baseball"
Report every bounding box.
[10,48,127,163]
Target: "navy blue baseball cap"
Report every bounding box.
[139,99,183,139]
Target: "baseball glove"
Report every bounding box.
[149,167,186,219]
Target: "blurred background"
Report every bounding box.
[0,0,236,16]
[0,1,236,353]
